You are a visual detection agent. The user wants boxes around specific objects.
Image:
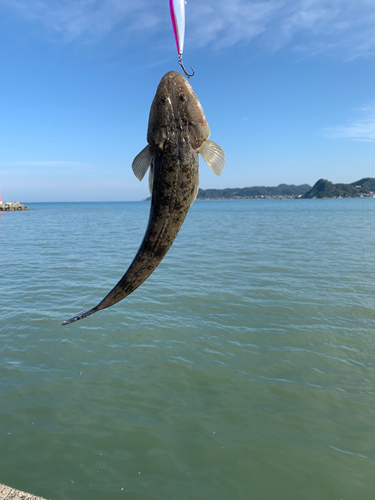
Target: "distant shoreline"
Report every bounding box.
[4,178,375,205]
[195,177,375,201]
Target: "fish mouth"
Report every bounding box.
[158,71,192,97]
[160,70,187,84]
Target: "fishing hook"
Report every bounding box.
[178,54,194,79]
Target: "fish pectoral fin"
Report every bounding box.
[132,145,154,181]
[191,172,199,205]
[198,140,226,176]
[148,162,154,194]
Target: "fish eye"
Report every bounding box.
[180,94,187,102]
[160,96,167,103]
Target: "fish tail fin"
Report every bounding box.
[61,304,101,326]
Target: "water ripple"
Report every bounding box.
[1,200,375,499]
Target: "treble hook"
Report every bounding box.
[178,54,195,79]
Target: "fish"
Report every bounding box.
[62,71,225,326]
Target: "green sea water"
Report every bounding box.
[1,199,375,500]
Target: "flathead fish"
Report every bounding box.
[62,71,225,326]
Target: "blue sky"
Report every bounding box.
[0,0,375,202]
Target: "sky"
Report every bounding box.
[0,0,375,202]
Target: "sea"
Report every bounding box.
[1,199,375,500]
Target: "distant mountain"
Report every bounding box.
[197,184,312,200]
[143,178,375,201]
[303,178,375,199]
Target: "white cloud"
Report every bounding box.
[189,1,279,49]
[0,0,149,41]
[279,0,375,59]
[1,0,375,59]
[324,104,375,142]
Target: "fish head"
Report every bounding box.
[147,71,210,152]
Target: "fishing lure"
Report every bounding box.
[169,0,194,78]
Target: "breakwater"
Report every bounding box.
[0,201,29,211]
[0,483,48,500]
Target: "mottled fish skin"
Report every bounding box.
[62,71,221,326]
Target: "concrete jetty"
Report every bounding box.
[0,201,29,211]
[0,484,49,500]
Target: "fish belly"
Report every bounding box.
[97,142,198,310]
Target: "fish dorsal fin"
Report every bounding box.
[198,140,225,176]
[132,145,154,181]
[148,162,154,194]
[191,172,199,205]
